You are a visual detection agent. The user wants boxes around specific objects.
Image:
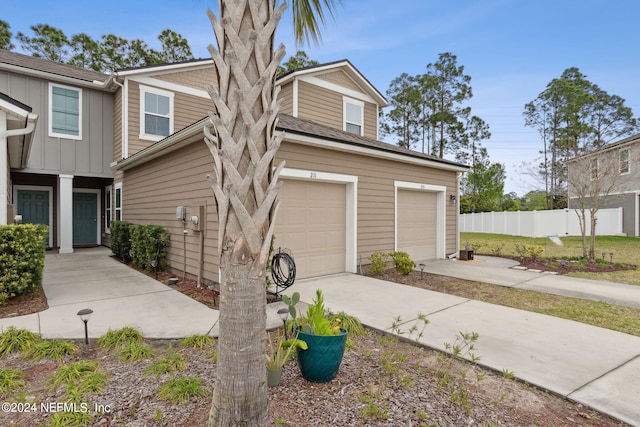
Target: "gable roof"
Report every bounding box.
[0,49,110,88]
[277,59,387,107]
[568,133,640,163]
[113,112,468,173]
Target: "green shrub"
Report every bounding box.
[98,326,143,349]
[368,251,389,275]
[0,224,48,303]
[117,341,154,363]
[28,339,78,361]
[389,251,416,275]
[158,375,209,403]
[181,334,214,349]
[130,224,170,271]
[488,243,505,256]
[524,244,544,261]
[0,367,25,398]
[110,221,132,262]
[0,327,41,356]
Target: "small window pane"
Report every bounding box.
[345,102,361,124]
[145,115,170,136]
[51,85,80,137]
[115,188,121,208]
[145,92,170,115]
[346,123,361,135]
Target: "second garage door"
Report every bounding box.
[397,189,437,261]
[274,179,346,278]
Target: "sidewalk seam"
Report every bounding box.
[567,352,640,398]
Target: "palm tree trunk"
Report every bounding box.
[204,1,286,425]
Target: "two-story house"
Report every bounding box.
[2,49,468,281]
[1,50,114,253]
[111,59,468,282]
[568,133,640,236]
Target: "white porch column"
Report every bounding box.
[59,174,74,254]
[0,111,7,225]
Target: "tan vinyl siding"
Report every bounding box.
[275,141,459,260]
[123,138,219,281]
[297,81,342,129]
[126,81,211,157]
[363,102,377,139]
[316,70,361,92]
[296,81,378,138]
[154,67,213,91]
[279,82,294,115]
[122,135,459,280]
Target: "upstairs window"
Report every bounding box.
[620,148,630,174]
[140,85,173,140]
[49,83,82,139]
[343,97,364,136]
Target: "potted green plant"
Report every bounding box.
[296,289,348,383]
[265,330,307,386]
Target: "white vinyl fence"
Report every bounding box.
[459,208,623,237]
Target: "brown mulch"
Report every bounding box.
[0,281,48,318]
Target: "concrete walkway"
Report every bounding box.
[282,259,640,427]
[1,249,640,425]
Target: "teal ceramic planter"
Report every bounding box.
[297,329,347,383]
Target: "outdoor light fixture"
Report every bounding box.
[610,252,614,263]
[449,194,457,204]
[277,308,289,339]
[602,251,606,260]
[77,308,93,345]
[419,263,426,280]
[151,259,158,279]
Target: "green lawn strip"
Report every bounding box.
[432,278,640,337]
[461,232,640,285]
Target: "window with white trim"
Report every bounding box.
[105,185,112,232]
[620,148,630,174]
[343,97,364,136]
[140,85,174,140]
[114,182,122,221]
[49,83,82,139]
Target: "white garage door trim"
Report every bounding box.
[394,180,446,259]
[280,168,357,274]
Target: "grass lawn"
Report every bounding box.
[461,232,640,285]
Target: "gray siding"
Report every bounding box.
[0,69,113,178]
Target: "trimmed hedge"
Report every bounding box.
[0,224,48,304]
[110,221,132,262]
[111,221,170,272]
[130,224,170,271]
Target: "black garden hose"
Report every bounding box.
[270,249,296,295]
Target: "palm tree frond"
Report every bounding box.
[291,0,342,46]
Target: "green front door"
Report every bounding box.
[73,193,97,245]
[17,190,50,226]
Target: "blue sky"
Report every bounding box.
[2,0,639,195]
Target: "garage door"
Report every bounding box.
[274,179,346,278]
[397,190,437,261]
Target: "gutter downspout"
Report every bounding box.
[0,113,38,225]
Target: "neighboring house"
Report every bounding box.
[112,60,468,281]
[0,50,114,253]
[568,133,640,236]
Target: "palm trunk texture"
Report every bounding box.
[204,1,286,425]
